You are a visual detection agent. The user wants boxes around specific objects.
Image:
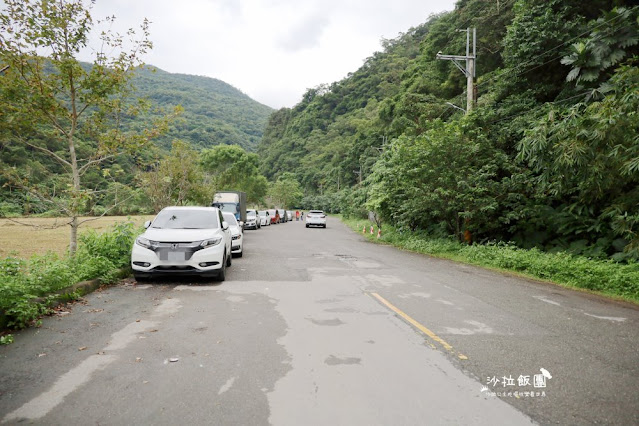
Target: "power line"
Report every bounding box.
[476,11,627,89]
[487,91,591,125]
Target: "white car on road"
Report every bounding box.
[258,210,270,226]
[131,206,232,281]
[223,211,244,257]
[244,209,260,230]
[305,210,327,228]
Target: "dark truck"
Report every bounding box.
[211,191,247,226]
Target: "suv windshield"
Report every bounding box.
[247,211,257,218]
[151,209,219,229]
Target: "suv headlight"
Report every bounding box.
[136,237,153,249]
[200,237,223,248]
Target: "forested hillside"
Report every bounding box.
[132,66,273,151]
[0,59,271,217]
[258,0,639,261]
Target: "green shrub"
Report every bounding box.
[77,221,138,268]
[26,253,76,294]
[5,298,49,329]
[74,256,119,284]
[0,256,25,276]
[0,220,139,332]
[0,202,22,217]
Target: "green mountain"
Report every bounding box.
[258,0,639,260]
[0,62,272,217]
[133,66,273,152]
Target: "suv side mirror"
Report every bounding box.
[144,220,152,229]
[222,221,229,230]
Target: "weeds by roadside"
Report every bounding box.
[0,221,140,332]
[341,217,639,303]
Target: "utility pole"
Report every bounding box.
[376,136,388,152]
[436,28,476,113]
[353,165,362,185]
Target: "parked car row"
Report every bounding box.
[260,208,291,225]
[246,208,326,229]
[131,206,326,282]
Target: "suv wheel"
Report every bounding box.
[217,256,227,281]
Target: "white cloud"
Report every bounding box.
[82,0,457,109]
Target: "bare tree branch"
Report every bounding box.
[76,192,138,226]
[78,154,116,176]
[20,138,72,169]
[5,217,73,229]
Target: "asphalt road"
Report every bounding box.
[1,217,638,425]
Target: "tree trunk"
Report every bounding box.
[68,65,80,256]
[69,215,78,255]
[68,135,80,255]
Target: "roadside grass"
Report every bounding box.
[0,216,153,258]
[0,216,149,332]
[340,216,639,304]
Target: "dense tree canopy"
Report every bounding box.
[200,145,268,205]
[130,67,272,152]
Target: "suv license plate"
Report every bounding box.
[168,251,185,261]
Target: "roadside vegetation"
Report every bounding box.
[0,221,139,332]
[342,217,639,303]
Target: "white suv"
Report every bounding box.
[223,211,244,258]
[305,210,327,228]
[131,206,232,281]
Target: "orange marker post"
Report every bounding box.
[377,229,381,239]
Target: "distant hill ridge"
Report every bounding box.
[132,65,273,152]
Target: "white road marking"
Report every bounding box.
[533,296,561,306]
[398,292,432,300]
[444,320,494,335]
[218,377,236,395]
[584,313,626,322]
[173,285,217,292]
[352,260,381,269]
[364,274,404,287]
[104,320,158,351]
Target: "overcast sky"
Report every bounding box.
[84,0,458,109]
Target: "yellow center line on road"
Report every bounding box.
[369,292,468,360]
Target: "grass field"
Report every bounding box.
[0,216,153,259]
